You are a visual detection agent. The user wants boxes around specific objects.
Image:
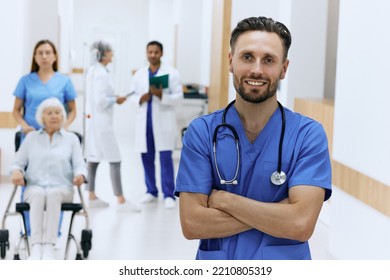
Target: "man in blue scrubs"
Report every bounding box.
[175,16,332,260]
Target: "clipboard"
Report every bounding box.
[125,91,135,97]
[149,74,169,89]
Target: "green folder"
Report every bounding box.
[149,74,169,89]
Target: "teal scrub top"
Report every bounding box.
[175,103,332,260]
[13,72,77,129]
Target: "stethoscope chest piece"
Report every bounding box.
[270,171,286,186]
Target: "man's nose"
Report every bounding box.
[250,59,264,76]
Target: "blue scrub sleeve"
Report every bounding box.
[288,122,332,201]
[64,77,77,102]
[13,77,26,99]
[175,118,214,196]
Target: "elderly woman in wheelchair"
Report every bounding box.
[10,97,87,260]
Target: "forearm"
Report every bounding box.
[64,101,77,129]
[11,169,25,186]
[64,110,76,128]
[13,109,24,125]
[179,192,251,240]
[12,107,31,130]
[211,188,324,242]
[214,192,297,239]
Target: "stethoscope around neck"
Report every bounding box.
[212,100,287,186]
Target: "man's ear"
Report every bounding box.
[228,52,233,73]
[279,59,289,80]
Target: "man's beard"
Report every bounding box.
[233,74,280,104]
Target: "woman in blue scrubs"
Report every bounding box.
[12,39,77,137]
[175,17,332,260]
[11,39,78,236]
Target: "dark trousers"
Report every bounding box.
[141,100,175,199]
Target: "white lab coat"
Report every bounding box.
[84,63,121,162]
[129,63,183,153]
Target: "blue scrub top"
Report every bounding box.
[175,104,332,260]
[13,72,77,129]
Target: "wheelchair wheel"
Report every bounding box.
[0,229,9,259]
[80,229,92,258]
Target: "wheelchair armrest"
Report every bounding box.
[15,203,30,213]
[61,203,83,212]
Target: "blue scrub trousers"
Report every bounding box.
[141,99,175,199]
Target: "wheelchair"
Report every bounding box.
[0,131,93,260]
[0,184,92,260]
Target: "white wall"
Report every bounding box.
[333,0,390,186]
[328,187,390,259]
[0,0,59,176]
[57,0,74,74]
[176,0,205,84]
[229,0,328,110]
[148,0,175,68]
[72,0,149,94]
[70,0,211,91]
[287,0,328,108]
[328,0,390,259]
[0,0,28,112]
[199,0,213,87]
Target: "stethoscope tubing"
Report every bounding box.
[276,101,285,174]
[213,99,286,186]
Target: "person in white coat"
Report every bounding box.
[85,40,140,212]
[129,41,183,209]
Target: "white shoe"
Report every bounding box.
[42,243,55,260]
[28,243,42,260]
[116,201,142,212]
[140,193,158,204]
[88,198,109,208]
[164,197,176,209]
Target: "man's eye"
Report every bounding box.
[264,57,274,64]
[242,54,252,61]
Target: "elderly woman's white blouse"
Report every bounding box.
[10,128,87,189]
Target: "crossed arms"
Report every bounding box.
[179,185,325,242]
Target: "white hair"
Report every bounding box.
[35,97,67,127]
[90,40,113,64]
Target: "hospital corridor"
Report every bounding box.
[0,92,201,260]
[1,0,390,264]
[0,92,331,260]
